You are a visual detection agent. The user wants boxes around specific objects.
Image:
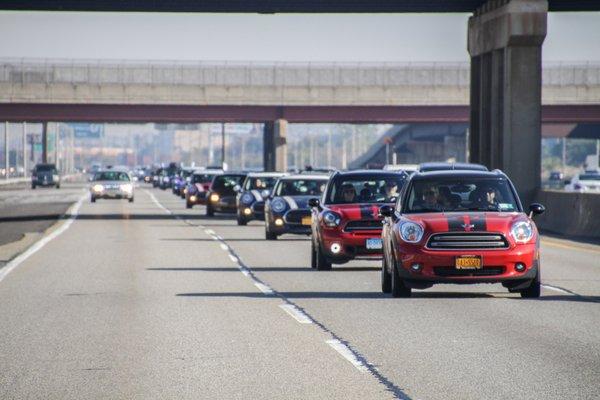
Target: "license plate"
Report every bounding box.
[366,238,383,250]
[455,255,482,269]
[301,216,312,226]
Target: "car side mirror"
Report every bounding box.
[529,203,545,218]
[379,205,394,218]
[233,184,241,193]
[308,198,320,209]
[261,189,270,199]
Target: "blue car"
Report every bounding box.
[172,167,196,198]
[236,172,287,225]
[264,174,329,240]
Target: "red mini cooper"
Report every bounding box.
[379,169,545,298]
[309,170,408,270]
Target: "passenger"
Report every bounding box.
[438,186,452,209]
[359,187,372,202]
[422,187,442,210]
[341,184,357,203]
[483,185,500,208]
[383,180,398,200]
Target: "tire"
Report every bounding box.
[310,239,317,269]
[180,193,185,199]
[237,215,248,226]
[31,184,36,189]
[56,184,60,189]
[206,204,214,217]
[520,269,541,298]
[186,201,193,209]
[129,197,134,203]
[381,254,392,294]
[265,228,277,240]
[315,242,332,271]
[391,260,411,297]
[91,196,96,203]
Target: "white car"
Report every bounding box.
[90,169,135,202]
[564,171,600,192]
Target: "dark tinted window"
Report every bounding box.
[35,164,57,172]
[192,173,218,184]
[244,177,279,191]
[94,171,130,181]
[404,177,519,213]
[326,174,406,204]
[275,179,327,196]
[579,173,600,181]
[212,175,246,195]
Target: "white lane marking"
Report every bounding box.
[229,254,239,263]
[326,339,368,372]
[0,194,86,284]
[205,229,215,235]
[220,243,229,250]
[254,282,274,295]
[542,284,573,294]
[146,190,171,214]
[279,304,313,324]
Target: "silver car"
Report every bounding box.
[90,169,135,203]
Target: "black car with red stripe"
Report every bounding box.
[309,170,408,270]
[379,169,545,298]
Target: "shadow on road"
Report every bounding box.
[159,237,309,242]
[175,291,497,299]
[148,266,379,272]
[516,295,600,303]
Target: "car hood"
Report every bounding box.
[327,203,387,220]
[279,195,319,210]
[405,212,526,233]
[92,180,130,187]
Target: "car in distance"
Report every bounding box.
[236,172,287,225]
[185,170,223,208]
[264,174,329,240]
[31,163,61,189]
[90,169,135,203]
[564,171,600,192]
[309,170,408,270]
[379,169,545,298]
[206,172,248,216]
[172,167,196,197]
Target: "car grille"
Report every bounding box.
[284,209,310,224]
[344,219,382,232]
[427,233,509,250]
[434,266,505,277]
[252,202,265,213]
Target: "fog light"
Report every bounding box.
[190,195,197,202]
[210,194,219,202]
[244,208,252,216]
[410,263,422,273]
[275,218,284,226]
[515,263,526,272]
[183,188,188,195]
[330,243,341,254]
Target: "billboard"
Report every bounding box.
[68,123,104,139]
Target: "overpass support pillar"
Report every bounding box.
[42,121,48,164]
[468,0,547,206]
[263,119,287,172]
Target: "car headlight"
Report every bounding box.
[400,222,424,243]
[241,192,255,205]
[271,198,287,213]
[511,221,533,243]
[52,174,59,180]
[92,184,104,192]
[120,184,133,192]
[210,193,220,202]
[322,211,341,227]
[163,177,170,183]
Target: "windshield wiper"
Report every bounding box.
[467,205,499,212]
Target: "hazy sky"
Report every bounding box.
[0,12,598,62]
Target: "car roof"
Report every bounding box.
[333,169,407,177]
[281,174,330,181]
[193,170,222,175]
[411,169,506,180]
[246,172,288,178]
[418,162,488,172]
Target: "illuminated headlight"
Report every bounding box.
[400,222,424,243]
[511,221,533,243]
[120,184,133,193]
[163,177,170,183]
[92,184,104,193]
[243,208,252,216]
[241,192,254,205]
[275,218,284,226]
[271,198,287,213]
[190,195,197,202]
[210,193,220,202]
[322,211,341,227]
[183,188,188,194]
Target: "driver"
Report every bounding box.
[341,183,356,203]
[383,180,398,200]
[422,186,442,210]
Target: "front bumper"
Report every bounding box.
[237,201,265,221]
[209,196,237,213]
[266,211,311,235]
[320,228,383,262]
[91,189,133,199]
[394,242,538,289]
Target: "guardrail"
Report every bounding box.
[535,190,600,240]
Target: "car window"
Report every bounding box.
[326,175,406,204]
[404,178,519,213]
[94,171,130,181]
[35,164,57,172]
[579,173,600,181]
[212,175,246,195]
[192,173,216,183]
[244,177,279,191]
[275,179,327,196]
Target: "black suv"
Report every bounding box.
[31,164,60,189]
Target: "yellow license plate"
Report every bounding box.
[301,216,312,226]
[455,256,482,269]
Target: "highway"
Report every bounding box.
[0,183,599,400]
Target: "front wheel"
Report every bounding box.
[91,196,96,203]
[520,270,541,298]
[310,240,317,269]
[206,204,214,217]
[237,215,248,226]
[31,184,36,189]
[315,242,332,271]
[129,197,134,203]
[265,228,277,240]
[381,255,392,293]
[56,184,60,189]
[391,260,411,297]
[186,201,193,209]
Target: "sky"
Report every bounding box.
[0,12,598,63]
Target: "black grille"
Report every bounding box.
[344,220,383,232]
[427,233,509,250]
[285,209,310,224]
[252,202,265,214]
[434,266,505,277]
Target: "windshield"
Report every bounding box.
[244,176,279,191]
[94,171,130,181]
[275,179,327,196]
[404,177,519,213]
[212,175,246,195]
[579,173,600,181]
[35,164,57,172]
[192,173,217,184]
[326,174,406,204]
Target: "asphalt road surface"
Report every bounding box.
[0,184,598,400]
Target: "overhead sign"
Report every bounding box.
[68,123,104,138]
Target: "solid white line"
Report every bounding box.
[205,229,215,235]
[254,282,274,295]
[541,284,572,294]
[0,194,86,284]
[220,243,229,250]
[229,254,239,263]
[326,339,368,372]
[279,304,313,324]
[146,190,171,214]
